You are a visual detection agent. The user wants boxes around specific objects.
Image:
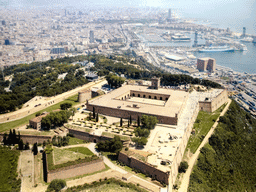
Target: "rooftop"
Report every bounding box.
[88,85,189,118]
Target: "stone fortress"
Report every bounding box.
[86,77,228,187]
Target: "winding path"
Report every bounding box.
[178,98,232,192]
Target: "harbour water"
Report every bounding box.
[193,42,256,74]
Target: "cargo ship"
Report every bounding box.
[171,34,191,41]
[198,46,235,53]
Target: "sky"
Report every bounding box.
[0,0,255,34]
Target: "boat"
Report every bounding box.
[171,34,191,41]
[198,46,235,53]
[240,37,253,42]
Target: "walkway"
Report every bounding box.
[88,143,162,191]
[178,98,232,192]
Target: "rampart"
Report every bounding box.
[0,133,52,144]
[67,127,116,143]
[118,151,170,185]
[87,104,178,125]
[45,154,105,182]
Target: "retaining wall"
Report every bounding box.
[0,133,52,144]
[118,152,170,185]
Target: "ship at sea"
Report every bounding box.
[171,34,191,41]
[198,46,235,53]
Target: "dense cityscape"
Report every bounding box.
[0,4,256,192]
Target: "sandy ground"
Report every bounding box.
[178,98,232,192]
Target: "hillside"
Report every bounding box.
[188,101,256,192]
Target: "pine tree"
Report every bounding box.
[120,118,123,127]
[93,107,95,119]
[18,139,24,150]
[129,115,132,125]
[96,113,99,122]
[128,120,130,127]
[137,116,140,127]
[32,143,38,155]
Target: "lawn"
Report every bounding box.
[102,132,130,141]
[53,147,94,165]
[68,137,85,145]
[0,94,79,133]
[186,103,226,154]
[81,183,139,192]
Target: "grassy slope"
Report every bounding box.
[0,94,79,133]
[186,103,226,154]
[0,146,21,192]
[188,101,256,191]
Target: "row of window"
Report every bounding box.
[131,93,168,101]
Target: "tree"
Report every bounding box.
[47,179,66,192]
[128,120,130,127]
[3,133,7,145]
[96,113,99,122]
[24,142,30,150]
[35,112,41,117]
[178,161,188,173]
[132,137,148,146]
[93,107,95,119]
[141,115,158,130]
[60,102,72,110]
[137,116,140,127]
[32,143,38,155]
[96,136,123,154]
[129,115,132,125]
[120,118,123,127]
[18,139,24,150]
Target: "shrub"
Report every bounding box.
[47,179,66,192]
[178,161,188,173]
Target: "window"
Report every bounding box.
[138,94,140,97]
[160,97,162,100]
[143,95,145,98]
[165,98,168,101]
[132,93,135,96]
[154,96,157,99]
[149,95,151,99]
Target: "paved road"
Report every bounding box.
[178,98,232,192]
[0,78,106,124]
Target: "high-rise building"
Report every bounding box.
[207,58,216,72]
[197,58,216,72]
[197,58,208,71]
[193,31,198,47]
[89,30,94,43]
[4,39,10,45]
[242,27,246,37]
[167,9,172,22]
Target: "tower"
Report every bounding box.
[193,31,198,47]
[151,77,160,90]
[89,30,94,43]
[242,27,246,38]
[167,9,172,22]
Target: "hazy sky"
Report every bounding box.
[1,0,255,34]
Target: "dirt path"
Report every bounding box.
[178,98,232,192]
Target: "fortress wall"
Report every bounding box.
[118,152,169,184]
[67,128,114,143]
[87,104,177,125]
[0,133,52,144]
[47,158,105,182]
[170,102,199,185]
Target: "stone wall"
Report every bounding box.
[78,89,91,103]
[47,158,105,182]
[199,89,228,112]
[0,133,52,144]
[67,128,114,143]
[87,104,177,125]
[118,152,170,185]
[169,102,199,185]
